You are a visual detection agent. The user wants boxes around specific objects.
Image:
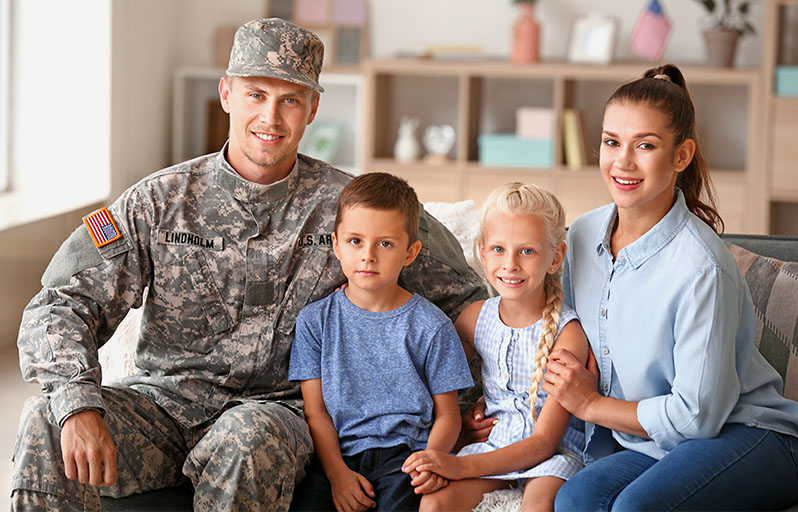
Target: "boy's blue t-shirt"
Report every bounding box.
[289,288,474,456]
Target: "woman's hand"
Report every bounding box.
[542,348,601,419]
[402,449,469,481]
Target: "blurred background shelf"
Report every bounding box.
[362,59,765,233]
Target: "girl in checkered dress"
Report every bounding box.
[403,182,589,511]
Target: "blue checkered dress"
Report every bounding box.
[458,296,585,482]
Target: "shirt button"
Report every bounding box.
[603,348,609,355]
[601,309,607,318]
[502,373,509,380]
[604,384,610,392]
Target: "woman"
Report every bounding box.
[542,64,798,511]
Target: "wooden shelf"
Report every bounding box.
[364,59,760,85]
[362,59,767,233]
[763,1,798,234]
[770,190,798,202]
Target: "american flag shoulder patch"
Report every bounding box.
[83,207,123,248]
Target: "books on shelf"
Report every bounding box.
[562,108,588,170]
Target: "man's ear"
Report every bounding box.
[404,240,422,266]
[219,77,232,114]
[674,138,696,173]
[306,91,320,125]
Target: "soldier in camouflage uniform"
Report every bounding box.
[11,18,487,512]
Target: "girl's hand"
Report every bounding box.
[329,468,376,512]
[402,449,468,481]
[408,469,448,494]
[542,348,601,419]
[458,397,496,447]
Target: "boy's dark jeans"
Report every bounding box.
[290,445,420,512]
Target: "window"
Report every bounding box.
[0,0,111,230]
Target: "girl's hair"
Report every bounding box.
[478,182,566,423]
[605,64,724,234]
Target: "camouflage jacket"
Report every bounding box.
[17,150,487,428]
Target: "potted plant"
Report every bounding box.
[511,0,541,63]
[694,0,755,67]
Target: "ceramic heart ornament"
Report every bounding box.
[422,124,456,157]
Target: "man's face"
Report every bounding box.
[219,75,319,184]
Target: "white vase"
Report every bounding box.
[394,117,420,162]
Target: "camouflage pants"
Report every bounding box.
[11,386,313,512]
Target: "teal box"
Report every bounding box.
[775,66,798,97]
[478,134,553,168]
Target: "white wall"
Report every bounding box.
[110,0,178,196]
[370,0,765,67]
[173,0,268,69]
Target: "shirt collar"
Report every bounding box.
[594,189,690,269]
[214,141,299,204]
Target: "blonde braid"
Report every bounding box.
[529,271,563,423]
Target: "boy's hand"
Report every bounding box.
[329,468,376,512]
[408,469,448,494]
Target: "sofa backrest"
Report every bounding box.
[722,234,798,263]
[723,234,798,402]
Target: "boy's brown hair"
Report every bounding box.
[335,172,420,244]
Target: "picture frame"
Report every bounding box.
[300,120,345,162]
[567,14,617,65]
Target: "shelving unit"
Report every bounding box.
[763,0,798,235]
[362,59,766,233]
[172,66,365,174]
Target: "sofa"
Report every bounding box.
[95,202,798,510]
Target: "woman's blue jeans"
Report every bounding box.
[555,424,798,511]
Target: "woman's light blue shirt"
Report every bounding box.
[563,190,798,462]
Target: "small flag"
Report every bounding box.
[630,0,672,63]
[83,207,122,248]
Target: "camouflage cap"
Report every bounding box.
[226,18,325,93]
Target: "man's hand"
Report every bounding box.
[60,410,117,487]
[329,467,376,512]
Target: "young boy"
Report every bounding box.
[288,172,474,511]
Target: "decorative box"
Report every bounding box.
[775,66,798,97]
[478,134,553,168]
[516,107,555,139]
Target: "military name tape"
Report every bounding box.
[157,229,224,251]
